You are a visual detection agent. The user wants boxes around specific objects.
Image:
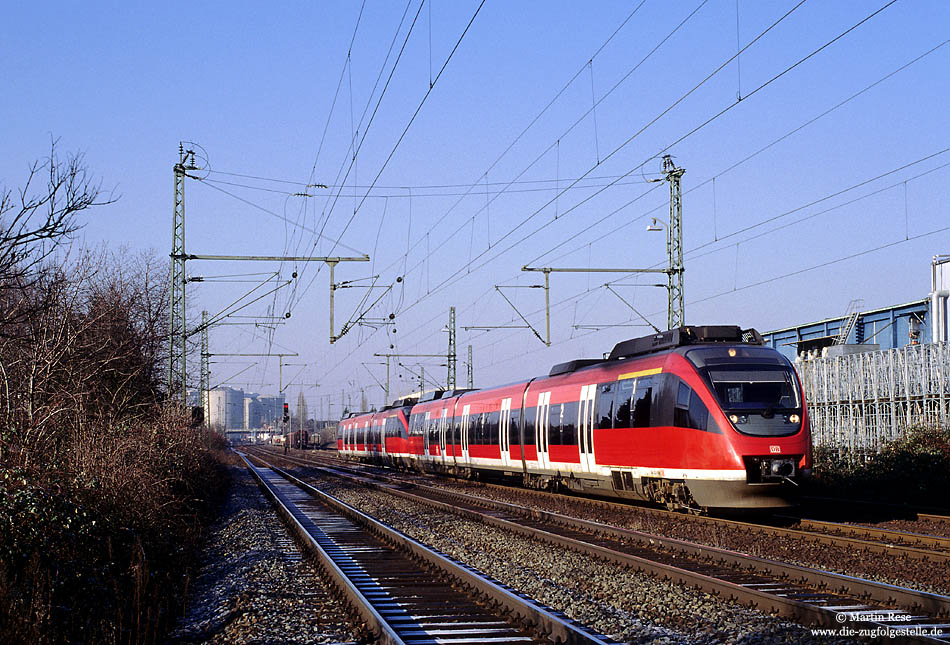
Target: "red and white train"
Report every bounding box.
[338,326,811,510]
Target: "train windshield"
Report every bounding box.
[705,366,800,412]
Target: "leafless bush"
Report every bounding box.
[0,247,170,466]
[0,145,226,643]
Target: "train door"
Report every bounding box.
[536,391,551,470]
[578,385,597,472]
[422,411,431,457]
[500,397,512,467]
[461,404,471,465]
[446,408,458,468]
[438,408,448,464]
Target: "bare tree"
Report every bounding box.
[0,139,115,286]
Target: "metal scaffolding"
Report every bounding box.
[798,342,950,455]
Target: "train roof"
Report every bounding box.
[608,325,763,361]
[547,325,766,378]
[548,359,602,377]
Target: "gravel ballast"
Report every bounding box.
[304,469,854,644]
[173,466,357,644]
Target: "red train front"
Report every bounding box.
[338,325,811,511]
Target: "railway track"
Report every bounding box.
[240,452,614,645]
[781,516,950,553]
[251,447,950,642]
[256,447,950,566]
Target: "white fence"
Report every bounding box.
[797,343,950,453]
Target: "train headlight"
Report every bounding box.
[729,414,739,423]
[788,414,800,424]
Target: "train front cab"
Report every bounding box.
[673,345,811,510]
[537,340,810,511]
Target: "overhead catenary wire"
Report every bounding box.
[285,0,419,315]
[525,39,949,267]
[380,149,950,386]
[290,0,435,306]
[293,0,486,313]
[197,3,940,402]
[382,0,710,286]
[314,1,882,385]
[388,0,832,321]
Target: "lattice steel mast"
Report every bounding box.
[447,306,457,389]
[168,145,197,402]
[200,310,210,427]
[663,155,685,329]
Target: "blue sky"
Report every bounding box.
[3,1,948,416]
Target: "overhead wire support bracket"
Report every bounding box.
[179,253,371,344]
[372,352,450,403]
[206,352,299,392]
[520,266,668,344]
[604,284,662,333]
[333,275,393,343]
[187,279,293,338]
[463,325,530,331]
[495,283,549,346]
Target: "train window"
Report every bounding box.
[614,379,635,428]
[677,382,691,407]
[561,400,578,445]
[674,381,708,431]
[509,407,521,446]
[596,383,614,429]
[674,382,691,428]
[632,377,654,428]
[486,410,500,445]
[384,416,401,439]
[522,407,536,445]
[706,367,799,410]
[548,403,563,444]
[688,393,709,432]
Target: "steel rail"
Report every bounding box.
[242,454,404,645]
[787,517,950,552]
[242,452,614,645]
[254,447,950,563]
[358,474,950,619]
[254,451,950,643]
[803,495,950,523]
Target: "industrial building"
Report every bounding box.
[761,256,950,455]
[762,255,948,360]
[186,388,287,443]
[207,387,245,431]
